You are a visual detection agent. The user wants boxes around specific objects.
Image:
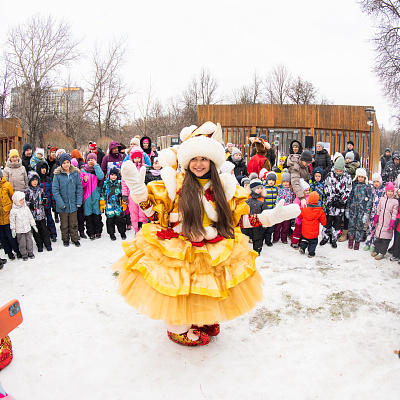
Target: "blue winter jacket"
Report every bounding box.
[52,165,83,213]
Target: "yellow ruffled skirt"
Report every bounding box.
[112,223,263,326]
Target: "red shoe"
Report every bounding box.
[192,323,220,337]
[126,225,132,231]
[0,336,13,370]
[167,329,210,346]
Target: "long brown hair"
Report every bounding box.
[262,158,271,171]
[179,161,235,241]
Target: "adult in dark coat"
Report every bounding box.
[313,142,332,178]
[380,148,391,172]
[342,140,360,162]
[283,140,303,169]
[382,151,400,185]
[227,147,248,178]
[22,143,33,174]
[100,141,125,182]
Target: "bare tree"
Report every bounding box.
[265,64,292,104]
[288,75,318,104]
[5,15,80,146]
[232,72,263,104]
[359,1,400,110]
[85,38,130,139]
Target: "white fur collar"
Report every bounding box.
[220,173,237,201]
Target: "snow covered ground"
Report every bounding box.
[1,223,400,400]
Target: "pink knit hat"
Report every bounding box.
[386,182,395,192]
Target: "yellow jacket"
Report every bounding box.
[0,175,14,225]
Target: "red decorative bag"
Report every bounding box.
[0,336,13,370]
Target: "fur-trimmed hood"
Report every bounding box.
[53,165,81,175]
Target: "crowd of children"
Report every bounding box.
[239,152,400,261]
[1,140,400,267]
[0,139,161,266]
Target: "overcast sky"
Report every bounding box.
[0,0,395,130]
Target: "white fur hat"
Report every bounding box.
[177,121,225,171]
[299,178,310,192]
[354,168,367,181]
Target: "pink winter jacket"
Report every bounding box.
[294,194,309,225]
[375,196,399,239]
[121,177,148,232]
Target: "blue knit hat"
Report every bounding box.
[59,153,71,166]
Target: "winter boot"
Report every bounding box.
[375,254,384,260]
[354,241,360,250]
[331,241,337,249]
[319,238,329,246]
[348,236,354,249]
[363,245,370,251]
[167,330,210,346]
[338,229,348,242]
[369,246,374,253]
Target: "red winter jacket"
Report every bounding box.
[299,205,327,239]
[247,154,266,176]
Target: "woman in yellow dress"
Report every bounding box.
[113,122,300,346]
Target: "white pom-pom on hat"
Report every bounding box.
[180,125,198,142]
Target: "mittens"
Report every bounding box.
[345,209,350,219]
[389,220,395,231]
[11,229,16,238]
[99,200,105,213]
[259,200,301,227]
[121,161,148,203]
[374,215,379,226]
[362,214,369,224]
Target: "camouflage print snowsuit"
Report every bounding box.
[365,185,385,246]
[347,181,372,242]
[321,169,352,242]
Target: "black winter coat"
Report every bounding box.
[227,156,248,177]
[342,149,360,162]
[313,149,332,177]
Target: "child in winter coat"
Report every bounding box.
[71,159,87,239]
[3,149,28,192]
[262,171,278,246]
[291,178,310,249]
[81,153,104,240]
[344,152,360,181]
[36,161,57,242]
[52,153,83,247]
[122,147,149,234]
[364,173,385,252]
[145,157,163,185]
[30,148,47,170]
[241,175,268,254]
[0,170,21,260]
[25,172,52,252]
[298,191,327,258]
[309,167,326,210]
[100,167,127,241]
[320,156,353,248]
[372,182,399,260]
[275,156,286,186]
[10,191,37,260]
[390,202,400,262]
[346,168,372,250]
[273,171,295,243]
